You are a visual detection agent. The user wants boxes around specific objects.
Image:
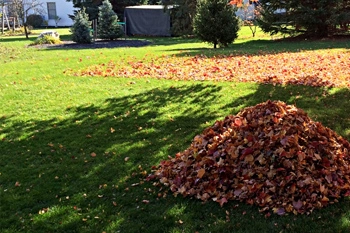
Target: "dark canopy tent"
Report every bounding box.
[124,5,172,37]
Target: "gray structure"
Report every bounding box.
[124,5,172,37]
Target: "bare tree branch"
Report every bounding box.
[9,0,45,38]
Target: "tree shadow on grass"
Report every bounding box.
[137,36,201,46]
[0,36,37,43]
[1,82,350,232]
[0,83,223,232]
[167,38,350,57]
[222,84,350,139]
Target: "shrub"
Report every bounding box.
[29,35,62,46]
[97,0,122,40]
[26,14,44,28]
[193,0,240,48]
[70,8,92,44]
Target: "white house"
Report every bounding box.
[235,0,256,21]
[28,0,76,27]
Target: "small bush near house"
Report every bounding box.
[26,14,44,28]
[29,35,62,46]
[193,0,240,48]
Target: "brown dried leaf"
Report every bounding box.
[197,168,205,178]
[293,200,303,210]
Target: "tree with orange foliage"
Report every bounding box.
[229,0,244,7]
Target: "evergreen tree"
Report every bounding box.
[165,0,198,36]
[98,0,122,40]
[257,0,350,38]
[70,8,93,44]
[193,0,240,48]
[67,0,102,20]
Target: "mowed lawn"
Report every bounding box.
[1,28,350,233]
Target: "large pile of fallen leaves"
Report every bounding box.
[150,100,350,215]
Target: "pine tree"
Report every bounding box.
[67,0,102,20]
[193,0,240,48]
[166,0,198,36]
[97,0,122,40]
[70,8,93,44]
[257,0,350,38]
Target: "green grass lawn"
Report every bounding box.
[1,27,350,233]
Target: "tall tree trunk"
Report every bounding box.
[316,23,329,38]
[24,24,29,39]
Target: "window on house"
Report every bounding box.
[47,2,57,20]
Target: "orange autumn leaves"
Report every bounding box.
[149,101,350,215]
[229,0,259,7]
[229,0,244,7]
[70,50,350,88]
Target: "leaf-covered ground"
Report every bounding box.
[150,100,350,216]
[70,50,350,88]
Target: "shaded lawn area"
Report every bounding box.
[1,80,350,232]
[1,31,350,232]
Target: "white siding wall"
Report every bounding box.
[28,1,76,27]
[47,1,76,27]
